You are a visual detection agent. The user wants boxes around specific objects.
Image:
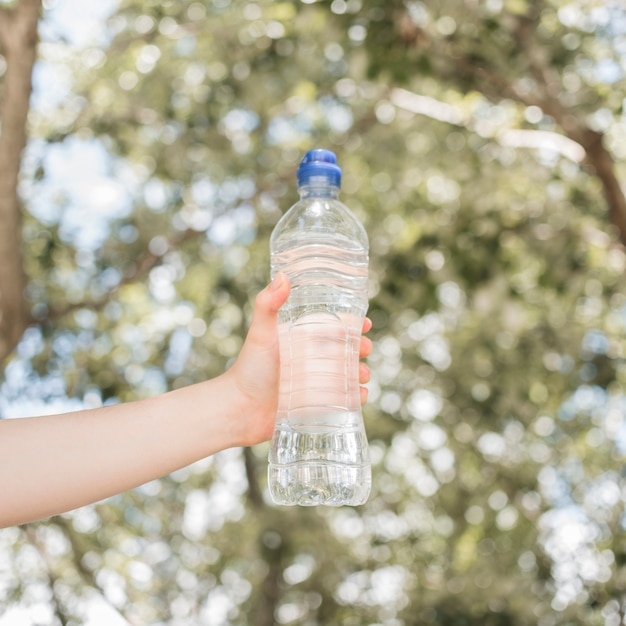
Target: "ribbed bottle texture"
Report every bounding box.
[268,150,371,507]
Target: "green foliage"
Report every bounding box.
[2,0,626,624]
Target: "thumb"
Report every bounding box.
[246,273,290,348]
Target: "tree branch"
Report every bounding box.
[0,0,42,364]
[581,129,626,243]
[451,43,626,244]
[508,14,626,244]
[394,3,626,246]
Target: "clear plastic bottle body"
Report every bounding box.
[268,184,371,506]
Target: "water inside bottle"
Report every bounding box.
[269,237,371,506]
[268,423,371,506]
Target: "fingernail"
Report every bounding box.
[269,273,283,291]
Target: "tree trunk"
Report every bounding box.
[257,556,282,626]
[0,0,41,364]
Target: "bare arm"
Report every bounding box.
[0,275,291,527]
[0,274,372,527]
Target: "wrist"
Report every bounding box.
[222,366,277,449]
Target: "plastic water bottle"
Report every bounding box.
[268,149,371,506]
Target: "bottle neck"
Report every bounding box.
[298,184,340,200]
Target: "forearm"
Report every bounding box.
[0,373,243,528]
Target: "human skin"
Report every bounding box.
[0,273,373,527]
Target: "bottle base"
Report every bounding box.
[268,461,371,507]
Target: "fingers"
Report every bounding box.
[360,317,372,358]
[359,362,370,385]
[359,317,372,406]
[359,335,372,359]
[359,363,370,406]
[362,317,372,334]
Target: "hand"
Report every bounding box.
[229,274,373,447]
[228,273,291,446]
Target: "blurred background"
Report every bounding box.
[1,0,626,624]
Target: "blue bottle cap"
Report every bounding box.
[296,149,342,188]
